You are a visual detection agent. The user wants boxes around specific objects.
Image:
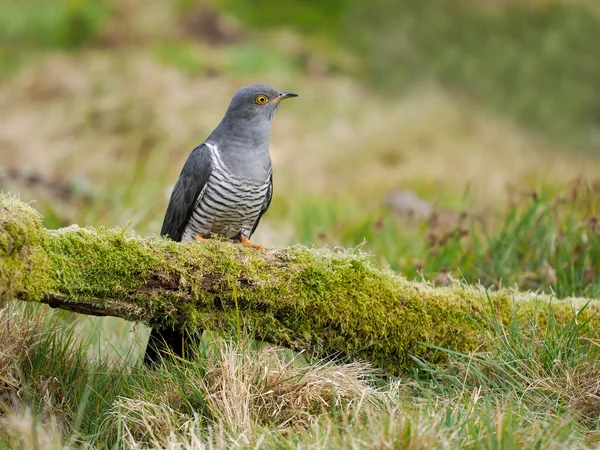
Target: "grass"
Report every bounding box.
[0,304,134,447]
[1,296,599,448]
[414,295,600,417]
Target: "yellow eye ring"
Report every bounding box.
[255,95,269,104]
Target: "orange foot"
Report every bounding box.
[241,237,263,250]
[196,236,208,242]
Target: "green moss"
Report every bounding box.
[516,295,600,339]
[0,194,51,302]
[42,226,161,299]
[2,196,600,375]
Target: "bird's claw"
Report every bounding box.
[241,237,263,250]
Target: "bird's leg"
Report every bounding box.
[241,237,263,250]
[196,235,208,242]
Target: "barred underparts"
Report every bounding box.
[181,143,271,242]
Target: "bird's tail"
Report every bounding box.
[143,327,187,366]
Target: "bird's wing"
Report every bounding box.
[250,171,273,237]
[161,144,213,242]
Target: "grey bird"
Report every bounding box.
[144,84,297,364]
[161,83,297,249]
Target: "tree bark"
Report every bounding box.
[1,195,599,374]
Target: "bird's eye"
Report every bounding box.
[255,95,269,105]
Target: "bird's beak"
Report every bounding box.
[271,92,298,103]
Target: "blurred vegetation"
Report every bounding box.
[223,0,600,148]
[1,0,599,146]
[292,181,600,298]
[0,0,108,49]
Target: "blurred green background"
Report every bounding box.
[1,0,599,299]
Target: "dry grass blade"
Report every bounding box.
[112,337,383,448]
[0,409,64,450]
[567,364,600,421]
[0,303,51,415]
[111,398,193,444]
[199,340,382,434]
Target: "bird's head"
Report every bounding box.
[224,84,298,123]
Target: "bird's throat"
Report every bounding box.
[208,118,272,180]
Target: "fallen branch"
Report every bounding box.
[1,194,598,374]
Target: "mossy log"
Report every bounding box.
[1,195,599,374]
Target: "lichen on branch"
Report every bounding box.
[1,194,599,374]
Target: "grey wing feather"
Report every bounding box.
[161,144,213,242]
[250,172,273,237]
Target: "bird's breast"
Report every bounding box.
[181,144,271,242]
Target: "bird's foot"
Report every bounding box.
[241,237,263,250]
[196,236,208,242]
